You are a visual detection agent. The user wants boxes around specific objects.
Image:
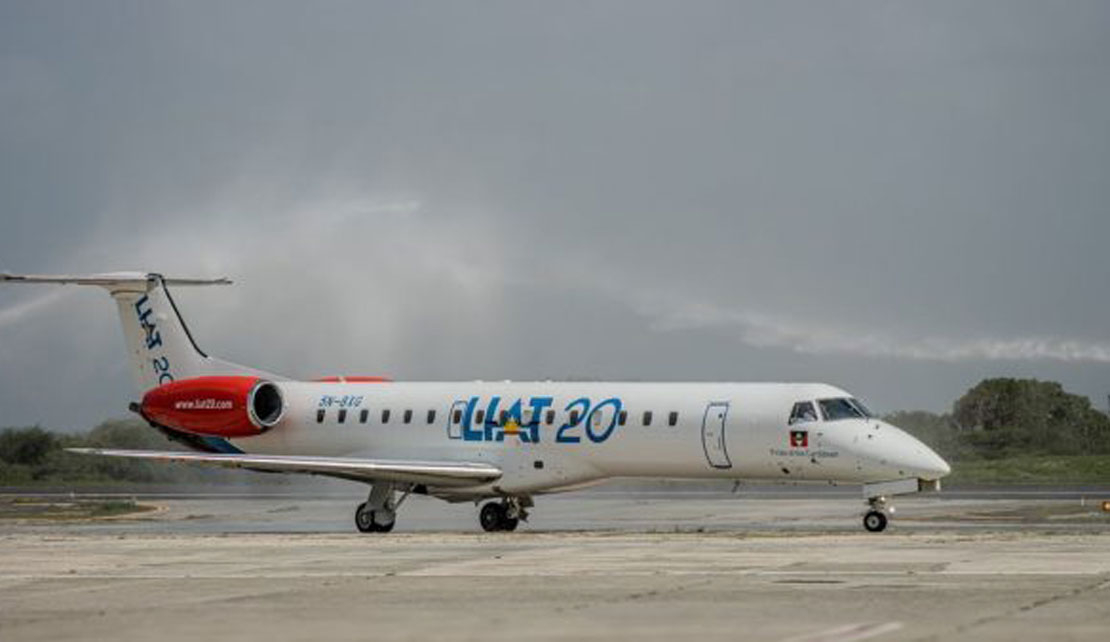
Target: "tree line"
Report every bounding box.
[888,378,1110,460]
[0,419,225,484]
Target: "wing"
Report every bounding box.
[67,448,501,487]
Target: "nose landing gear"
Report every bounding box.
[863,509,888,532]
[859,479,929,533]
[862,495,892,533]
[479,496,532,532]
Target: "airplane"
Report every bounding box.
[0,271,950,533]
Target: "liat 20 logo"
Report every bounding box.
[135,294,174,385]
[452,396,624,444]
[789,430,808,448]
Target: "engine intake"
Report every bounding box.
[248,380,285,428]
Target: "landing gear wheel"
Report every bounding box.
[500,516,519,532]
[480,502,506,532]
[355,502,395,533]
[863,510,888,533]
[355,502,376,533]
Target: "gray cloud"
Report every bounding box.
[641,300,1110,364]
[2,1,1110,429]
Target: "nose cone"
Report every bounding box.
[884,424,951,480]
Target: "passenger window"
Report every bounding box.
[316,409,325,423]
[643,411,653,426]
[668,411,678,426]
[453,409,462,424]
[427,409,436,424]
[570,410,580,424]
[381,409,391,424]
[475,409,485,424]
[337,409,347,424]
[403,409,413,424]
[499,410,510,425]
[359,409,369,424]
[618,410,627,426]
[789,401,818,425]
[545,409,555,425]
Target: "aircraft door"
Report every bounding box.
[701,403,732,469]
[446,400,468,439]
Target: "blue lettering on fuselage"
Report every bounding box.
[460,397,482,441]
[454,395,623,444]
[482,396,502,442]
[523,396,552,443]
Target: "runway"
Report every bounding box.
[2,492,1110,641]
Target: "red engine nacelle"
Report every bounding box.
[141,376,285,438]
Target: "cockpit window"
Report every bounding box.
[789,401,818,425]
[848,398,876,418]
[818,398,865,421]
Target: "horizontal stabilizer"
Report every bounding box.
[2,270,270,390]
[67,448,502,487]
[0,272,231,287]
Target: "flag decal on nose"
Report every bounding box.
[789,430,808,448]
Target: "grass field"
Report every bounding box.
[947,454,1110,485]
[0,496,156,520]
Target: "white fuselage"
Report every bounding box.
[233,380,950,499]
[2,272,952,532]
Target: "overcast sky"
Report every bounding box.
[2,1,1109,431]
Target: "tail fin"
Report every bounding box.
[1,271,280,393]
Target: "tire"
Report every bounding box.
[500,516,519,532]
[863,510,888,533]
[355,502,377,533]
[356,503,396,533]
[480,502,505,532]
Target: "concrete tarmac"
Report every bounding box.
[2,493,1109,641]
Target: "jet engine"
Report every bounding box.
[140,376,285,438]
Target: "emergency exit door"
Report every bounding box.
[701,403,732,469]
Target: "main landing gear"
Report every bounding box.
[355,482,410,534]
[479,497,532,532]
[356,501,394,533]
[862,495,892,533]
